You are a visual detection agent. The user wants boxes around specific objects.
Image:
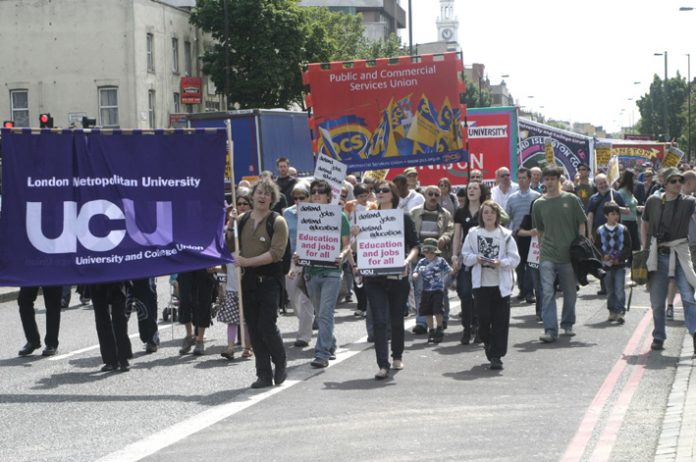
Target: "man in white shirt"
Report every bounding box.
[491,167,519,210]
[394,174,424,214]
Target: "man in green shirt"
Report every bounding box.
[532,166,587,343]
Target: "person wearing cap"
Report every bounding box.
[412,238,453,344]
[462,200,520,370]
[403,167,421,192]
[641,167,696,355]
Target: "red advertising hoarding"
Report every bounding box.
[180,77,202,104]
[386,107,516,186]
[303,53,467,172]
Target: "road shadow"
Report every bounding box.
[585,320,624,329]
[511,314,544,329]
[31,369,128,389]
[514,338,597,353]
[0,356,46,367]
[322,377,397,390]
[443,363,502,381]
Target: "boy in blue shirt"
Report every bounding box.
[413,238,454,343]
[593,202,632,324]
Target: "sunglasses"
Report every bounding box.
[498,173,510,177]
[236,201,250,206]
[668,177,684,184]
[427,191,441,197]
[311,188,330,194]
[376,187,392,194]
[293,195,307,200]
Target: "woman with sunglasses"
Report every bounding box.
[300,180,351,368]
[353,180,419,380]
[284,182,315,349]
[452,181,490,345]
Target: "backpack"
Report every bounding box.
[237,211,292,276]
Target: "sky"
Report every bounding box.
[399,0,696,134]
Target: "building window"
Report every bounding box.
[172,37,179,74]
[148,90,156,128]
[10,89,29,127]
[146,33,155,73]
[173,92,180,113]
[98,87,119,127]
[184,41,192,76]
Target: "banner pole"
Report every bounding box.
[225,119,247,351]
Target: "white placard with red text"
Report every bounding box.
[297,203,342,268]
[527,236,540,268]
[356,208,404,276]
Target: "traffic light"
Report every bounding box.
[39,113,53,128]
[82,116,96,128]
[2,120,14,128]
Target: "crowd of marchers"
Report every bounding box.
[16,156,696,386]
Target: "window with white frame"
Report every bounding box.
[10,90,29,127]
[184,41,192,76]
[98,87,119,127]
[146,33,154,73]
[148,90,156,128]
[173,92,181,113]
[172,37,179,74]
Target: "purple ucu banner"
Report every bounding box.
[0,128,232,286]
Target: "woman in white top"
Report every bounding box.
[462,200,520,371]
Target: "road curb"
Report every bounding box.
[656,332,696,461]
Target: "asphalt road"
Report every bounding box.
[0,277,688,462]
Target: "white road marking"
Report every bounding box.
[48,333,141,361]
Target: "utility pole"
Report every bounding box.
[688,53,692,160]
[224,0,231,110]
[408,0,413,55]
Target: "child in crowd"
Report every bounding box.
[593,201,632,324]
[412,238,453,344]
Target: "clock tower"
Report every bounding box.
[437,0,459,42]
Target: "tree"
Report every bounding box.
[463,75,491,108]
[190,0,308,109]
[636,73,688,142]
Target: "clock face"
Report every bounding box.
[441,28,453,41]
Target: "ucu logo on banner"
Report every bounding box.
[26,199,173,254]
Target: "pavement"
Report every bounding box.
[0,286,19,303]
[1,277,696,461]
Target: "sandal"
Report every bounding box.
[241,347,253,358]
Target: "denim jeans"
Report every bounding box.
[306,272,341,361]
[365,277,408,369]
[415,274,451,327]
[604,267,626,314]
[649,253,696,341]
[540,261,577,336]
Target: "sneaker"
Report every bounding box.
[536,315,543,324]
[41,346,57,357]
[460,329,471,345]
[179,335,195,354]
[293,340,309,348]
[101,363,118,372]
[434,327,444,344]
[525,297,536,304]
[145,342,158,353]
[18,343,40,356]
[412,324,427,335]
[539,332,557,343]
[607,313,617,322]
[489,358,503,370]
[616,314,625,325]
[651,339,665,351]
[192,340,205,356]
[427,329,436,343]
[516,293,525,301]
[310,358,329,368]
[274,363,287,385]
[119,360,130,372]
[392,359,404,370]
[221,347,235,360]
[562,327,576,337]
[353,310,365,317]
[374,368,389,380]
[329,352,337,360]
[666,305,674,320]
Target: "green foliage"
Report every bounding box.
[636,73,688,142]
[190,1,406,110]
[463,75,491,108]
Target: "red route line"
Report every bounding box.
[560,310,652,462]
[589,332,654,461]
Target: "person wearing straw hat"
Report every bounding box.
[412,238,453,344]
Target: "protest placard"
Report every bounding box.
[296,203,342,267]
[527,236,540,269]
[356,208,404,276]
[314,153,347,205]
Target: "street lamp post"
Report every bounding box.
[688,53,692,160]
[408,0,413,55]
[655,51,670,141]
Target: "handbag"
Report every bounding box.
[217,290,241,324]
[631,250,648,285]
